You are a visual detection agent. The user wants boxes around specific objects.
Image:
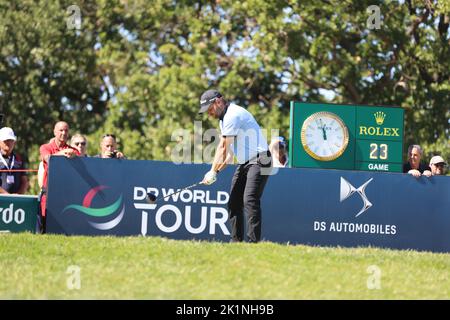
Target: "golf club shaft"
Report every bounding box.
[153,182,202,202]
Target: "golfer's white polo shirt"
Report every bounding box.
[220,103,268,164]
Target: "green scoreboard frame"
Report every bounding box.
[289,102,404,172]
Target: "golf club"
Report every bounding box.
[146,181,203,204]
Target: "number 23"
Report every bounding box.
[370,143,388,160]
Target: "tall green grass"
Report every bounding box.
[1,234,449,299]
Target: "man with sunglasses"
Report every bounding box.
[429,156,447,176]
[198,89,271,243]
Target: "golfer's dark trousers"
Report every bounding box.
[228,151,271,242]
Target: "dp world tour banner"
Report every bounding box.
[46,157,450,253]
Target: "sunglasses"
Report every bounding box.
[102,134,116,139]
[74,141,86,146]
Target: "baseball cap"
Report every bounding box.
[429,155,447,166]
[199,89,222,114]
[0,127,17,141]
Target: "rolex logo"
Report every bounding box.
[374,111,386,125]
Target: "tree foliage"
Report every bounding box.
[0,0,449,193]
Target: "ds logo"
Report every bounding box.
[340,177,373,217]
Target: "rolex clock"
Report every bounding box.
[290,102,403,171]
[300,111,349,161]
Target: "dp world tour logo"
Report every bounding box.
[63,186,125,230]
[340,177,373,217]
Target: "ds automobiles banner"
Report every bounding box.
[46,157,450,252]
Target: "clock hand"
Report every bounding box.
[319,119,327,140]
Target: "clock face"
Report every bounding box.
[301,111,349,161]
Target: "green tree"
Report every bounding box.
[96,0,449,161]
[0,0,108,164]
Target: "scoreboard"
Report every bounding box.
[289,102,404,172]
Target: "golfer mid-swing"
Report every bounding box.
[199,89,271,243]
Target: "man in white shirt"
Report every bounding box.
[0,127,29,194]
[199,89,271,243]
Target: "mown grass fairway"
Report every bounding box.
[1,233,449,299]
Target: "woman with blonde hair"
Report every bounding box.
[70,133,88,157]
